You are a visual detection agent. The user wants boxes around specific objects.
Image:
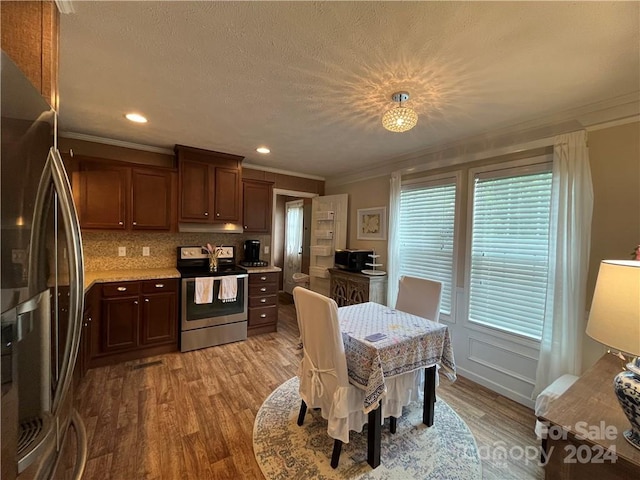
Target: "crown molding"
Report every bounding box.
[326,92,640,188]
[55,0,75,14]
[243,163,325,181]
[59,131,175,155]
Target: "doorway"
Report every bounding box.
[283,200,304,294]
[271,189,316,292]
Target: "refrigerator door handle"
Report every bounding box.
[48,148,85,414]
[0,290,48,344]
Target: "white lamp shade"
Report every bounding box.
[586,260,640,356]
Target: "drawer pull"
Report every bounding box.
[260,287,267,292]
[260,298,266,303]
[155,283,164,288]
[145,298,150,302]
[133,300,138,305]
[260,314,267,318]
[260,276,267,281]
[117,287,127,292]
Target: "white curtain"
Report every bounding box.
[285,202,303,271]
[387,171,402,307]
[532,130,593,398]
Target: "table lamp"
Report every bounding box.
[586,260,640,449]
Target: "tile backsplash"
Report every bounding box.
[82,231,270,271]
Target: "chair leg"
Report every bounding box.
[330,439,343,469]
[297,400,307,426]
[390,416,397,434]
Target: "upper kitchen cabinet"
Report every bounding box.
[74,156,174,231]
[1,0,59,109]
[243,179,273,233]
[176,145,243,224]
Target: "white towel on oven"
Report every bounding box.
[194,277,214,304]
[219,276,237,303]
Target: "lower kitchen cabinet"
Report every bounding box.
[88,278,178,368]
[247,271,279,336]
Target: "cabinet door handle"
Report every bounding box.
[117,287,127,292]
[260,314,267,318]
[204,212,208,216]
[244,225,248,229]
[145,298,150,302]
[132,221,137,226]
[260,287,267,292]
[88,317,92,322]
[133,300,138,305]
[155,283,164,288]
[216,212,220,217]
[118,221,124,225]
[260,298,266,303]
[260,276,267,281]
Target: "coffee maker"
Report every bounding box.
[241,239,268,267]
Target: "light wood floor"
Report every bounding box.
[76,294,544,479]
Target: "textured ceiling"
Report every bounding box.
[58,1,640,181]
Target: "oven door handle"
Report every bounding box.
[185,273,248,282]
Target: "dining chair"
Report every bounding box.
[395,275,443,322]
[293,286,368,468]
[386,275,443,432]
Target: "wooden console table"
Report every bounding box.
[540,354,640,479]
[328,268,386,307]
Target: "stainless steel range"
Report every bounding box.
[177,246,248,352]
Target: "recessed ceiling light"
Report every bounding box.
[125,113,147,123]
[256,147,270,154]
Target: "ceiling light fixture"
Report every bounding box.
[125,113,147,123]
[382,92,418,133]
[256,147,270,154]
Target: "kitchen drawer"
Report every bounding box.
[249,282,277,296]
[249,294,276,308]
[248,272,279,284]
[102,281,141,297]
[141,278,178,294]
[248,305,277,327]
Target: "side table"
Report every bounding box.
[540,354,640,479]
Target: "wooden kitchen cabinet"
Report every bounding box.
[89,279,178,368]
[1,0,59,109]
[176,145,243,224]
[74,156,174,231]
[329,268,387,307]
[140,280,177,345]
[243,179,273,233]
[247,271,279,336]
[77,159,128,229]
[131,167,173,230]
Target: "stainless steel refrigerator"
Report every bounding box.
[1,52,87,478]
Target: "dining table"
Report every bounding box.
[337,301,456,468]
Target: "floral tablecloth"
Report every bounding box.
[338,302,456,413]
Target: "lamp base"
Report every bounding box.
[614,363,640,451]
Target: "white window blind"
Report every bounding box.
[399,178,456,315]
[468,167,552,340]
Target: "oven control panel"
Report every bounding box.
[179,246,235,260]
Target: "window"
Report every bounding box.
[467,163,552,340]
[398,175,457,316]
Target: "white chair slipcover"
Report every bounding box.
[395,275,443,322]
[382,275,444,418]
[293,287,367,444]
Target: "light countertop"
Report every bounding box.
[84,268,180,292]
[242,266,282,274]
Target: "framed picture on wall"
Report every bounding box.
[357,207,387,240]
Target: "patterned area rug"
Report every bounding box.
[253,377,482,479]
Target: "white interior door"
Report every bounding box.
[309,194,348,296]
[283,200,304,294]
